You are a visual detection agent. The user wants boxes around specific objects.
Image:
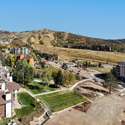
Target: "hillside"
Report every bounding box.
[1,29,125,64]
[0,29,125,52]
[34,45,125,64]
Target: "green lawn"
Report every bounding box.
[0,119,10,125]
[26,81,56,94]
[15,92,37,118]
[17,92,35,105]
[37,91,85,112]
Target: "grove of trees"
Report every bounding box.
[13,60,34,84]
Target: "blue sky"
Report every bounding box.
[0,0,125,39]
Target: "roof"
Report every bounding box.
[0,91,5,105]
[118,62,125,65]
[7,82,21,93]
[0,96,6,105]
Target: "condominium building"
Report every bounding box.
[10,47,30,55]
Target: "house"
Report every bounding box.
[17,54,35,67]
[62,62,76,70]
[10,47,35,67]
[0,65,20,118]
[28,57,35,67]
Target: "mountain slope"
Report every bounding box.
[0,29,125,52]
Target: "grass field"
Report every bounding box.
[0,119,10,125]
[37,91,85,112]
[15,92,37,118]
[26,81,56,94]
[34,45,125,64]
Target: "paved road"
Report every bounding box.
[34,88,69,97]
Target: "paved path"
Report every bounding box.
[19,78,94,98]
[19,88,35,97]
[70,79,93,90]
[33,78,93,97]
[34,88,69,97]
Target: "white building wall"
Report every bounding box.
[7,73,10,79]
[6,102,12,118]
[9,76,13,82]
[1,82,6,91]
[5,93,12,118]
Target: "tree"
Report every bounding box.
[84,61,89,68]
[4,55,17,68]
[64,71,76,86]
[40,61,46,68]
[53,70,64,87]
[98,62,102,68]
[104,72,118,94]
[13,60,33,84]
[4,55,11,67]
[41,71,50,85]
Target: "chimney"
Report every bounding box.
[5,92,11,101]
[7,73,10,80]
[9,76,13,82]
[1,82,6,91]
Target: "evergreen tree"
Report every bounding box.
[53,70,64,87]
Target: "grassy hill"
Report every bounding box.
[0,29,125,64]
[0,29,125,52]
[34,45,125,64]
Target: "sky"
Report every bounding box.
[0,0,125,39]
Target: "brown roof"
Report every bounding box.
[0,82,20,105]
[7,82,21,93]
[0,91,5,105]
[0,96,6,105]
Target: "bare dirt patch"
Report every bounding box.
[45,94,125,125]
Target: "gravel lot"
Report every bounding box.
[45,94,125,125]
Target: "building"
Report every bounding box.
[62,62,76,70]
[28,57,35,67]
[10,47,30,56]
[0,65,20,118]
[115,62,125,81]
[10,47,35,67]
[17,54,35,67]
